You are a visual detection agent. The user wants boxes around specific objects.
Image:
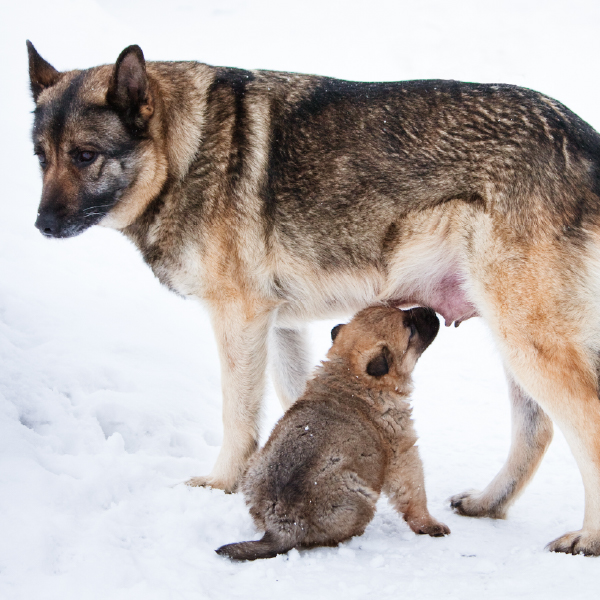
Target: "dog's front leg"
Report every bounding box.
[384,445,450,537]
[187,304,274,492]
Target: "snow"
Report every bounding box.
[2,1,600,598]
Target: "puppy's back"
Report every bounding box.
[248,395,386,519]
[217,387,386,560]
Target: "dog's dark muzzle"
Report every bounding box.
[35,207,90,239]
[405,307,440,350]
[35,209,63,237]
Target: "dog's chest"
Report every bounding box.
[159,245,207,297]
[372,397,415,447]
[133,219,207,298]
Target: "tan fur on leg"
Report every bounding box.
[385,445,450,536]
[187,303,275,492]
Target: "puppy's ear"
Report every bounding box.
[366,346,391,377]
[331,324,344,342]
[107,45,154,131]
[27,41,62,102]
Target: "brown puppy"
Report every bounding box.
[216,306,448,560]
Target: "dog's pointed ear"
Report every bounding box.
[107,45,154,131]
[366,347,391,377]
[331,324,344,342]
[27,41,62,102]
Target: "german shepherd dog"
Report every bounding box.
[27,41,600,555]
[217,306,449,561]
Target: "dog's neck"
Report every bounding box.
[309,357,413,410]
[148,62,215,182]
[102,62,214,233]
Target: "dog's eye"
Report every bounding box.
[409,323,417,340]
[36,151,47,167]
[76,150,97,165]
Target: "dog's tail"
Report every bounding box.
[216,531,295,561]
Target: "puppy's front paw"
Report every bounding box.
[449,489,507,519]
[406,514,451,537]
[546,529,600,556]
[186,475,238,493]
[420,519,451,537]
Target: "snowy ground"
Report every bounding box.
[2,1,600,598]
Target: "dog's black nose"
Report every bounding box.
[406,307,439,350]
[35,210,61,237]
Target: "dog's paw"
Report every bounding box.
[418,519,451,537]
[406,515,451,537]
[186,475,238,493]
[546,529,600,556]
[449,489,506,519]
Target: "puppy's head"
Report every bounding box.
[27,42,164,238]
[327,306,439,391]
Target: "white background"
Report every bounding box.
[1,1,599,598]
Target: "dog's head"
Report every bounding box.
[27,42,164,238]
[327,306,439,390]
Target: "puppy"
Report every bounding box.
[216,306,449,560]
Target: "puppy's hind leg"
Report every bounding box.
[450,372,553,518]
[269,326,311,411]
[384,445,450,537]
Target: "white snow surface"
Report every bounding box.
[2,1,600,598]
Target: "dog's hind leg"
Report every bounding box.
[470,239,600,554]
[450,372,553,518]
[269,326,310,410]
[505,342,600,555]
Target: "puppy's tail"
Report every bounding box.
[216,531,295,561]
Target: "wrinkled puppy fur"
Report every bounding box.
[216,306,448,560]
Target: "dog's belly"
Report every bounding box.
[274,263,478,328]
[391,272,479,327]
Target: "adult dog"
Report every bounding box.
[27,41,600,555]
